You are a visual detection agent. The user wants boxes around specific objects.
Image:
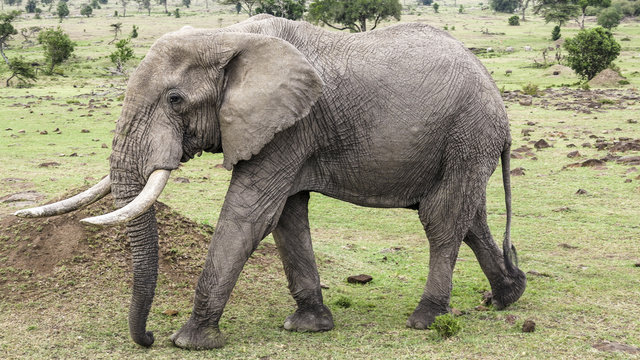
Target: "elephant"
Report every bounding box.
[16,14,526,350]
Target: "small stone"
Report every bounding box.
[521,129,533,137]
[510,167,525,176]
[581,142,592,148]
[567,151,581,158]
[593,340,640,354]
[347,274,373,284]
[320,283,330,289]
[101,143,108,149]
[576,189,588,195]
[625,179,632,183]
[634,262,640,267]
[40,130,48,135]
[522,319,536,332]
[18,129,25,133]
[505,314,517,324]
[519,97,533,106]
[627,119,638,124]
[474,305,489,311]
[163,309,179,316]
[481,291,493,305]
[451,308,463,316]
[38,162,60,168]
[581,159,605,167]
[81,129,90,133]
[173,177,190,184]
[534,139,550,149]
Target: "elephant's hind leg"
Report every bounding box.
[464,204,526,309]
[273,192,334,332]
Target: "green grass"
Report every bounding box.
[1,3,640,359]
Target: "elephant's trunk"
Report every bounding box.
[109,171,160,347]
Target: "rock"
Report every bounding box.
[38,162,60,167]
[617,156,640,165]
[635,262,640,267]
[101,143,108,149]
[18,129,25,133]
[567,151,581,158]
[320,283,330,289]
[81,129,90,133]
[163,309,179,316]
[553,206,571,212]
[347,274,372,284]
[519,97,533,106]
[521,129,533,137]
[628,119,638,124]
[173,177,190,184]
[505,69,512,75]
[474,305,489,311]
[510,167,525,176]
[40,130,48,135]
[581,159,605,167]
[576,189,588,195]
[451,308,463,316]
[581,142,592,148]
[481,291,493,305]
[559,243,578,249]
[505,314,517,324]
[0,191,42,204]
[534,139,550,149]
[566,143,576,148]
[505,46,514,53]
[524,46,532,51]
[522,319,536,332]
[526,121,536,126]
[625,179,632,183]
[592,340,640,355]
[553,71,560,76]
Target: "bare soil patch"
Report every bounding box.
[0,191,280,302]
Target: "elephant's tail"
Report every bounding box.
[501,141,519,272]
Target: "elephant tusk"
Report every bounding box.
[14,175,111,218]
[80,170,170,226]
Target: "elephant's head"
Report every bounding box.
[16,27,323,347]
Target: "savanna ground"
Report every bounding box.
[1,1,639,359]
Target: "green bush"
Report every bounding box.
[597,7,622,29]
[429,313,462,339]
[551,25,561,41]
[334,296,352,308]
[564,27,620,80]
[508,15,520,26]
[109,38,134,73]
[522,83,540,96]
[37,26,75,74]
[80,4,93,17]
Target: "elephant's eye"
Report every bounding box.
[168,92,183,105]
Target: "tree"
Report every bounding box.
[109,38,134,73]
[564,26,620,80]
[308,0,402,32]
[551,24,561,40]
[490,0,519,12]
[432,2,439,12]
[80,4,92,16]
[131,24,138,38]
[534,0,580,26]
[157,0,167,13]
[121,0,127,16]
[597,6,622,29]
[255,0,305,20]
[90,0,100,8]
[109,22,121,43]
[0,10,19,66]
[37,26,74,73]
[137,0,151,15]
[182,0,189,7]
[576,0,610,28]
[221,0,258,16]
[56,0,68,22]
[24,0,36,12]
[6,55,36,86]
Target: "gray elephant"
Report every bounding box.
[17,15,526,349]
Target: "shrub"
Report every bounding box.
[564,27,620,80]
[433,2,439,12]
[109,38,134,73]
[429,314,462,339]
[56,1,69,22]
[551,25,561,41]
[597,7,622,29]
[130,25,138,39]
[508,15,520,26]
[522,83,540,96]
[80,4,93,17]
[37,27,75,74]
[6,56,37,87]
[490,0,519,13]
[334,296,352,308]
[174,8,180,18]
[459,5,464,13]
[25,0,37,13]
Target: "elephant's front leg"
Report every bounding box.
[273,192,333,332]
[171,178,290,349]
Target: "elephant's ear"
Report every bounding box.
[216,32,324,170]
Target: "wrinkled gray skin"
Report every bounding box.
[109,15,526,349]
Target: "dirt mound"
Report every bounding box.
[0,192,235,300]
[589,69,626,87]
[545,64,575,77]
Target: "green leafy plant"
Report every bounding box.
[174,8,180,17]
[522,83,540,96]
[508,15,520,26]
[37,26,75,74]
[551,25,561,41]
[0,10,20,66]
[308,0,402,32]
[429,313,462,339]
[334,296,353,308]
[109,38,134,73]
[433,2,439,12]
[564,26,620,80]
[130,25,138,39]
[80,4,93,17]
[256,0,306,20]
[597,6,622,29]
[6,56,37,87]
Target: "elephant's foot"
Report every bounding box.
[170,320,225,350]
[406,299,449,330]
[284,304,334,332]
[491,268,527,310]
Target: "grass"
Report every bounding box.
[1,2,640,359]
